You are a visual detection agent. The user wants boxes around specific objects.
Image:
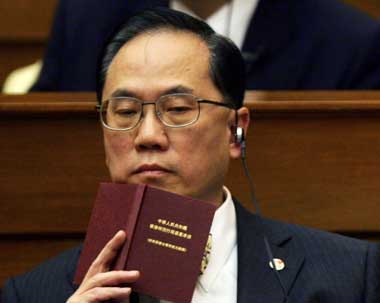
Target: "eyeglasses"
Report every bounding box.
[98,93,235,131]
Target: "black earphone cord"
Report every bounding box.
[238,124,289,302]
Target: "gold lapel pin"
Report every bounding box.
[269,258,285,271]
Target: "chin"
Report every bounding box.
[124,176,171,191]
[110,174,195,198]
[142,181,188,197]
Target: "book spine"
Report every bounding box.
[113,184,146,270]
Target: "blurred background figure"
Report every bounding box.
[2,61,42,94]
[2,0,380,93]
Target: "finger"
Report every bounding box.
[85,230,127,279]
[78,270,140,294]
[69,286,132,303]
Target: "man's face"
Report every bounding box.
[102,30,248,205]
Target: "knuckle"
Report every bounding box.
[89,287,103,300]
[91,257,102,269]
[88,273,103,286]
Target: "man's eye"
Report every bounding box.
[115,109,138,116]
[167,106,192,113]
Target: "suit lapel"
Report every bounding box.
[235,202,304,303]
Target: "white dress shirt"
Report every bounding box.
[161,186,238,303]
[171,0,260,49]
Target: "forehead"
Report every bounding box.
[103,30,216,99]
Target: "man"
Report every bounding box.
[30,0,380,91]
[3,8,380,303]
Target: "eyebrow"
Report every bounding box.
[110,85,194,99]
[163,85,194,95]
[111,89,138,98]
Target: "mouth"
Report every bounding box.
[132,164,172,177]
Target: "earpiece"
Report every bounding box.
[235,127,246,159]
[235,127,245,145]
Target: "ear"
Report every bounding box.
[229,106,250,159]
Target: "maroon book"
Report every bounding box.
[74,183,217,303]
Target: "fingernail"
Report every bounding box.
[116,230,125,236]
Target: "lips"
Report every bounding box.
[133,164,172,176]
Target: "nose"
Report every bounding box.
[134,105,169,151]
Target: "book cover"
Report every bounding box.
[74,183,217,303]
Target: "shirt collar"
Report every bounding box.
[170,0,259,49]
[196,186,237,292]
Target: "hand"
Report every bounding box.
[67,230,140,303]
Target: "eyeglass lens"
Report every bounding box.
[101,94,200,130]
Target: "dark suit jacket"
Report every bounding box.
[2,201,380,302]
[31,0,380,92]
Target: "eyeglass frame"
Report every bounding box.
[96,93,237,131]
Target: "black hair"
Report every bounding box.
[96,7,245,108]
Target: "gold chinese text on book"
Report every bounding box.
[74,183,217,303]
[148,218,193,253]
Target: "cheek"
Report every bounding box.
[104,133,134,172]
[175,125,230,175]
